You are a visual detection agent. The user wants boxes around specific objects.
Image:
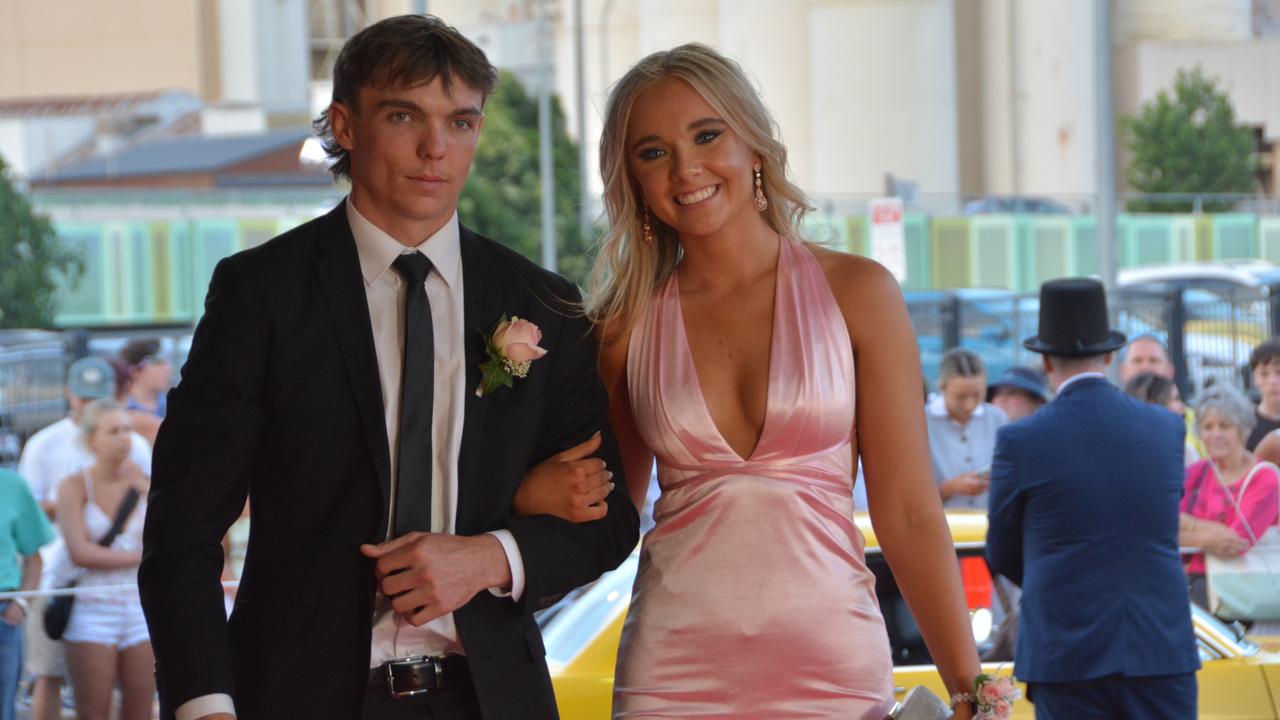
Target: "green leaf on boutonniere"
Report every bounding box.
[478,345,515,396]
[476,316,514,397]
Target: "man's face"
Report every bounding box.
[1120,338,1173,383]
[330,76,485,244]
[1253,359,1280,404]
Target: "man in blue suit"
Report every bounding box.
[986,278,1200,719]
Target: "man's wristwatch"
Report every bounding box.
[10,597,30,615]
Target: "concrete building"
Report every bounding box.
[5,0,1280,202]
[0,0,311,178]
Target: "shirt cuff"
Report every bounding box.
[485,529,525,601]
[175,693,236,720]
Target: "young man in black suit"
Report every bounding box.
[139,15,638,720]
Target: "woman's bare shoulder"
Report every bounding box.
[56,471,85,498]
[805,246,906,327]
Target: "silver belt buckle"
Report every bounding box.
[384,655,443,699]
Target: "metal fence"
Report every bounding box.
[0,337,69,467]
[909,284,1280,398]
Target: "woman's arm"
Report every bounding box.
[55,475,142,570]
[818,249,980,704]
[509,321,652,522]
[1179,513,1248,557]
[598,325,656,512]
[514,433,615,522]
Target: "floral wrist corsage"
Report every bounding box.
[951,673,1019,720]
[476,316,547,397]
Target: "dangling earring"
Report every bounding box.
[753,163,767,212]
[642,205,654,244]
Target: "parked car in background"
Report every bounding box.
[541,511,1280,719]
[1118,261,1280,393]
[906,288,1037,388]
[963,196,1074,215]
[0,329,69,447]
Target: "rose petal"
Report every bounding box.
[503,342,547,363]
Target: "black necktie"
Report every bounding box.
[391,253,434,536]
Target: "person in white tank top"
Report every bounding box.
[53,400,152,720]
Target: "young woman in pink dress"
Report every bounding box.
[570,44,984,718]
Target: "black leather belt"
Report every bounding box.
[368,655,469,699]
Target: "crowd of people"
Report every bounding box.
[1,13,1278,720]
[2,341,174,720]
[919,329,1280,636]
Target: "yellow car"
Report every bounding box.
[541,511,1280,719]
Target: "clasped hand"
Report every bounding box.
[1202,522,1249,558]
[360,532,510,626]
[942,471,989,498]
[514,432,615,522]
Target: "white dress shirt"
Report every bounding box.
[925,395,1008,510]
[1054,371,1107,395]
[175,199,525,720]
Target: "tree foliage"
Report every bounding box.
[459,71,593,285]
[1123,67,1258,212]
[0,156,83,328]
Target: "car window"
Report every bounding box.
[540,553,639,665]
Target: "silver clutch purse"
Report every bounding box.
[885,686,952,720]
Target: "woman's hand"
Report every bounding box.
[514,433,614,522]
[949,701,976,720]
[0,601,24,627]
[941,472,989,499]
[1202,522,1249,557]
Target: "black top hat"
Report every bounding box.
[1023,278,1127,356]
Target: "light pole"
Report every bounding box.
[538,5,556,272]
[574,0,592,244]
[1095,0,1117,296]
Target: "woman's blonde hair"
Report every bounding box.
[585,43,815,337]
[78,398,125,443]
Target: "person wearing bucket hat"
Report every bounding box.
[16,358,153,720]
[986,367,1050,422]
[986,278,1200,719]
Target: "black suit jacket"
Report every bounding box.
[139,203,639,720]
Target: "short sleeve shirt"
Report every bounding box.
[925,396,1009,509]
[0,469,56,591]
[1181,459,1280,575]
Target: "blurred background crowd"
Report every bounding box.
[7,0,1280,717]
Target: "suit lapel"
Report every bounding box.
[313,203,392,534]
[456,226,505,534]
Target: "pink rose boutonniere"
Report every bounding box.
[476,316,547,397]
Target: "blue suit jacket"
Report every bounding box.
[986,376,1200,683]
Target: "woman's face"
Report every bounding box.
[624,78,759,243]
[87,409,133,464]
[136,355,172,392]
[942,375,987,424]
[1198,409,1244,464]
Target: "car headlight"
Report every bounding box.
[970,607,994,645]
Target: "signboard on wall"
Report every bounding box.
[869,196,906,282]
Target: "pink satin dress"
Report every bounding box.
[613,237,894,719]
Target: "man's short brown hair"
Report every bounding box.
[1250,338,1280,371]
[312,14,500,181]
